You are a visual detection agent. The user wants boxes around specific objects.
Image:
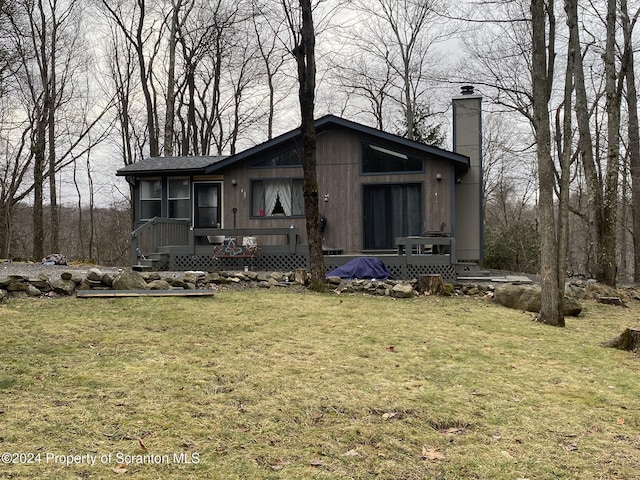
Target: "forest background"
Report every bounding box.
[0,0,636,286]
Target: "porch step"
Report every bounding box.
[133,253,169,271]
[456,262,489,275]
[132,259,153,271]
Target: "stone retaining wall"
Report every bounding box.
[0,268,430,301]
[0,267,633,307]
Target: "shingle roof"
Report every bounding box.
[116,115,470,177]
[116,156,228,176]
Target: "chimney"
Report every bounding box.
[460,85,475,95]
[453,86,483,262]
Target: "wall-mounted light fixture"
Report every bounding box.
[436,173,442,182]
[231,179,237,186]
[324,193,330,202]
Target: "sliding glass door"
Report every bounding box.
[363,184,422,250]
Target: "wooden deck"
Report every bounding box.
[129,217,463,280]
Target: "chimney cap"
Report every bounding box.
[461,85,475,95]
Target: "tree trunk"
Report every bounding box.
[87,152,95,260]
[568,0,601,278]
[621,0,640,282]
[73,161,85,258]
[48,53,58,254]
[163,1,180,157]
[599,0,621,287]
[33,106,46,261]
[136,0,159,157]
[292,0,325,291]
[531,0,564,326]
[0,203,12,258]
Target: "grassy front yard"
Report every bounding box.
[0,290,638,479]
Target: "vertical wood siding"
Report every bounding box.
[220,127,452,253]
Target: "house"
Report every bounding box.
[116,87,483,279]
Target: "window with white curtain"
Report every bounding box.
[251,179,304,217]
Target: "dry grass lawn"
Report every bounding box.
[0,289,639,479]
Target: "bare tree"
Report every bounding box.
[174,0,243,156]
[282,0,325,290]
[163,0,187,156]
[101,0,164,158]
[346,0,453,138]
[251,0,290,140]
[2,0,107,259]
[620,0,640,281]
[597,0,621,287]
[530,0,565,326]
[566,0,602,279]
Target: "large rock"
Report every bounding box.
[112,269,148,290]
[494,284,582,316]
[165,277,189,289]
[101,273,113,287]
[183,271,205,284]
[391,283,415,298]
[6,279,28,291]
[86,268,103,282]
[50,278,77,295]
[147,279,172,290]
[26,285,42,297]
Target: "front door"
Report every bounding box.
[363,183,422,250]
[194,183,221,228]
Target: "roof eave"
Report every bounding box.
[205,114,470,173]
[116,167,209,177]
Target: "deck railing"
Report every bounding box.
[192,227,300,254]
[395,235,456,264]
[130,219,302,266]
[130,217,190,265]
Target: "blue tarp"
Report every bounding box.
[326,257,393,280]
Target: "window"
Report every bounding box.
[168,177,190,219]
[251,179,304,217]
[362,143,423,173]
[252,148,302,167]
[194,183,221,228]
[140,179,161,220]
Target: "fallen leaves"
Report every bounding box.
[269,460,290,471]
[137,437,148,451]
[562,443,579,452]
[112,463,128,474]
[421,447,445,461]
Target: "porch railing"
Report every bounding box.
[130,219,302,266]
[192,227,300,254]
[395,236,456,264]
[130,217,190,265]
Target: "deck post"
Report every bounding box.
[288,227,298,254]
[130,234,139,266]
[188,226,195,254]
